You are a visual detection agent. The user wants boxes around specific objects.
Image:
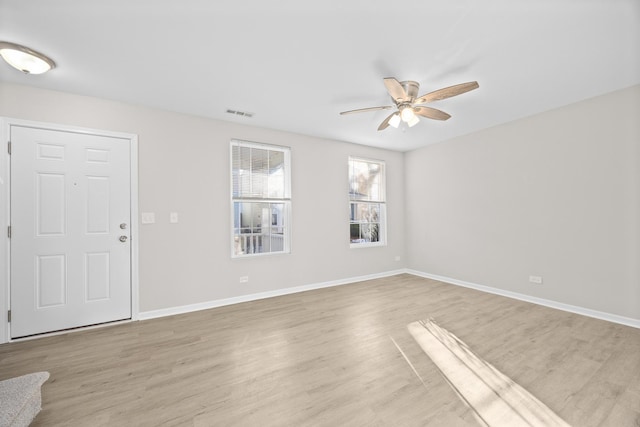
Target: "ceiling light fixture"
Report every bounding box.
[388,113,401,128]
[400,105,420,127]
[400,106,415,122]
[407,113,420,127]
[0,41,56,74]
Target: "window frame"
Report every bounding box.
[348,156,387,248]
[230,139,292,258]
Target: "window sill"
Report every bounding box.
[349,241,386,249]
[231,250,290,259]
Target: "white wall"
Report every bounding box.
[0,83,406,315]
[405,85,640,321]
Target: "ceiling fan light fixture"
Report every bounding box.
[407,115,420,127]
[0,41,56,74]
[400,106,416,123]
[388,113,401,128]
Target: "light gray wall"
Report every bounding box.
[0,83,405,313]
[2,82,638,323]
[405,85,640,320]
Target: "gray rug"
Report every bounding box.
[0,372,49,427]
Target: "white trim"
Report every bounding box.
[349,241,386,249]
[129,135,140,321]
[145,269,639,328]
[12,266,637,338]
[139,269,406,321]
[0,119,8,343]
[0,117,140,343]
[406,269,640,329]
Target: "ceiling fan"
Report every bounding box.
[340,78,479,131]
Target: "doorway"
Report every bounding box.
[3,119,138,339]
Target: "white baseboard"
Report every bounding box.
[406,269,640,329]
[141,268,640,329]
[138,269,406,321]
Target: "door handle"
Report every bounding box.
[119,236,128,242]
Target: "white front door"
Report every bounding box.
[10,125,132,338]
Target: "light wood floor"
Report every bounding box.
[1,274,639,426]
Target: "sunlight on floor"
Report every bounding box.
[400,318,570,427]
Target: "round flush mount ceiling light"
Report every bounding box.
[0,41,56,74]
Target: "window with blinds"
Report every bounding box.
[231,140,291,257]
[349,157,386,247]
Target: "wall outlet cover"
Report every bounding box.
[141,212,155,224]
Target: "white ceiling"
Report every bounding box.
[1,0,638,152]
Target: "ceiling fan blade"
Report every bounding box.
[414,106,451,121]
[383,77,408,103]
[378,112,399,131]
[414,81,479,105]
[340,106,393,115]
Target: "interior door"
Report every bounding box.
[10,125,132,338]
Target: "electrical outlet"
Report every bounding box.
[394,256,401,262]
[529,275,543,284]
[239,276,249,283]
[169,212,179,223]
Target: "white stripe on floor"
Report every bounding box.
[408,319,570,427]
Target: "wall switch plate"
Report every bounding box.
[170,212,179,223]
[395,256,401,262]
[239,276,249,283]
[141,212,155,224]
[529,275,543,284]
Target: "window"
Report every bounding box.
[231,140,291,257]
[349,157,386,247]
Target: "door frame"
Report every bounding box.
[0,117,139,343]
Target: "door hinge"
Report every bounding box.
[7,141,10,155]
[7,226,10,238]
[7,310,10,322]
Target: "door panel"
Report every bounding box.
[37,172,66,235]
[36,254,66,307]
[10,125,132,338]
[85,252,110,301]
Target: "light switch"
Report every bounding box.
[141,212,155,224]
[170,212,179,223]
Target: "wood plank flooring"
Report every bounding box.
[1,274,639,426]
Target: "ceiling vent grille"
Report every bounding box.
[226,109,254,118]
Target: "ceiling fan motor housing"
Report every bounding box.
[399,80,420,102]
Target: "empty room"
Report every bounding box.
[0,1,639,426]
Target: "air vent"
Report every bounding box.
[226,109,254,118]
